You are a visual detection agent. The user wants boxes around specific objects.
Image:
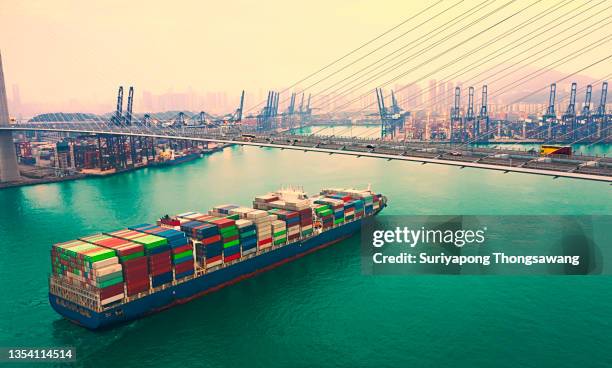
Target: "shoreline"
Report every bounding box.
[0,144,230,190]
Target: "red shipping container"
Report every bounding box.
[124,261,148,272]
[258,238,272,246]
[125,280,148,290]
[206,255,222,264]
[124,269,148,280]
[148,256,169,265]
[174,261,194,274]
[224,253,241,262]
[99,283,124,299]
[127,283,148,296]
[223,234,239,243]
[210,218,235,228]
[149,262,172,272]
[148,251,171,263]
[172,244,192,255]
[150,266,172,276]
[124,257,148,268]
[149,261,170,269]
[203,234,221,245]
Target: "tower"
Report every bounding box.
[0,51,21,182]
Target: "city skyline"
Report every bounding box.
[2,0,610,118]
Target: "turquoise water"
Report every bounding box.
[1,145,611,367]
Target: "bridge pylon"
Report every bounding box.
[0,51,20,182]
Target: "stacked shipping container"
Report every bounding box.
[107,229,172,288]
[51,240,124,305]
[80,234,149,296]
[271,219,287,245]
[130,225,195,280]
[236,219,257,255]
[246,210,273,250]
[50,187,384,312]
[180,220,222,268]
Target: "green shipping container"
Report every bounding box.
[96,276,123,288]
[273,229,287,237]
[274,238,286,246]
[173,250,193,260]
[97,271,123,283]
[132,234,168,249]
[240,230,257,238]
[319,209,333,217]
[220,227,239,238]
[120,251,144,262]
[334,218,345,225]
[225,214,240,220]
[223,239,240,248]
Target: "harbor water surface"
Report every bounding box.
[1,140,611,367]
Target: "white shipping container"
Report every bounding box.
[101,293,125,306]
[257,229,272,237]
[230,207,256,217]
[301,224,313,231]
[271,220,286,229]
[206,260,223,268]
[247,210,269,219]
[235,219,254,228]
[91,257,119,269]
[93,263,123,277]
[242,248,257,256]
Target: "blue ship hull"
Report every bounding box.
[157,152,200,166]
[49,218,366,329]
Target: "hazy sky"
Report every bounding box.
[1,0,610,113]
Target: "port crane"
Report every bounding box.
[593,82,608,139]
[450,87,462,142]
[477,85,489,142]
[542,83,557,139]
[465,86,475,140]
[562,82,578,140]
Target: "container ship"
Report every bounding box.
[49,186,387,329]
[156,149,201,166]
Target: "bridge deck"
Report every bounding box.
[1,123,610,183]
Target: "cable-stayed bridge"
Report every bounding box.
[1,121,611,182]
[2,0,612,183]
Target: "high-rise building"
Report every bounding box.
[428,80,437,112]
